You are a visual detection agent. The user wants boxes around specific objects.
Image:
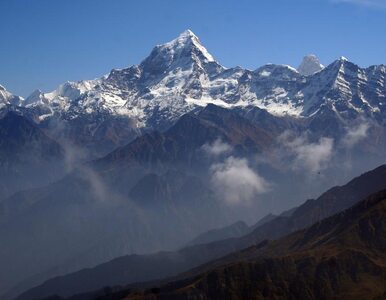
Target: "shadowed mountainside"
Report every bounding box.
[15,165,386,300]
[0,104,275,300]
[0,112,65,199]
[64,189,386,300]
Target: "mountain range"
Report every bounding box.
[1,29,386,156]
[0,30,386,300]
[13,164,386,300]
[118,189,386,300]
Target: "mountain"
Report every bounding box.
[23,32,386,122]
[187,213,278,247]
[0,167,224,300]
[0,85,23,107]
[0,104,276,300]
[249,213,278,230]
[2,30,386,300]
[15,164,386,300]
[297,54,324,76]
[23,30,230,126]
[186,221,249,247]
[119,189,386,300]
[14,30,386,157]
[20,30,238,155]
[93,104,272,170]
[0,112,65,199]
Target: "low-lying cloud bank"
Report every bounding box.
[279,132,334,173]
[342,122,370,148]
[202,139,232,156]
[210,156,270,205]
[276,120,371,174]
[202,119,372,205]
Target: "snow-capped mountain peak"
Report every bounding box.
[22,30,226,126]
[161,29,215,63]
[0,84,23,106]
[181,29,214,62]
[47,80,97,100]
[24,89,45,106]
[298,54,324,76]
[17,31,386,132]
[138,29,218,80]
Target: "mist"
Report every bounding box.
[1,113,386,300]
[278,131,334,174]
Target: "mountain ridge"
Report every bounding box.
[119,189,386,300]
[14,164,386,300]
[12,30,386,125]
[1,30,385,157]
[0,112,65,198]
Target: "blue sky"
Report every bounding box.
[0,0,385,97]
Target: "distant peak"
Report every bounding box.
[0,84,23,105]
[298,54,324,76]
[30,89,43,96]
[331,56,353,68]
[25,89,45,105]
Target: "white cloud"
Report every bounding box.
[210,157,269,205]
[342,122,370,148]
[202,139,232,156]
[280,132,334,173]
